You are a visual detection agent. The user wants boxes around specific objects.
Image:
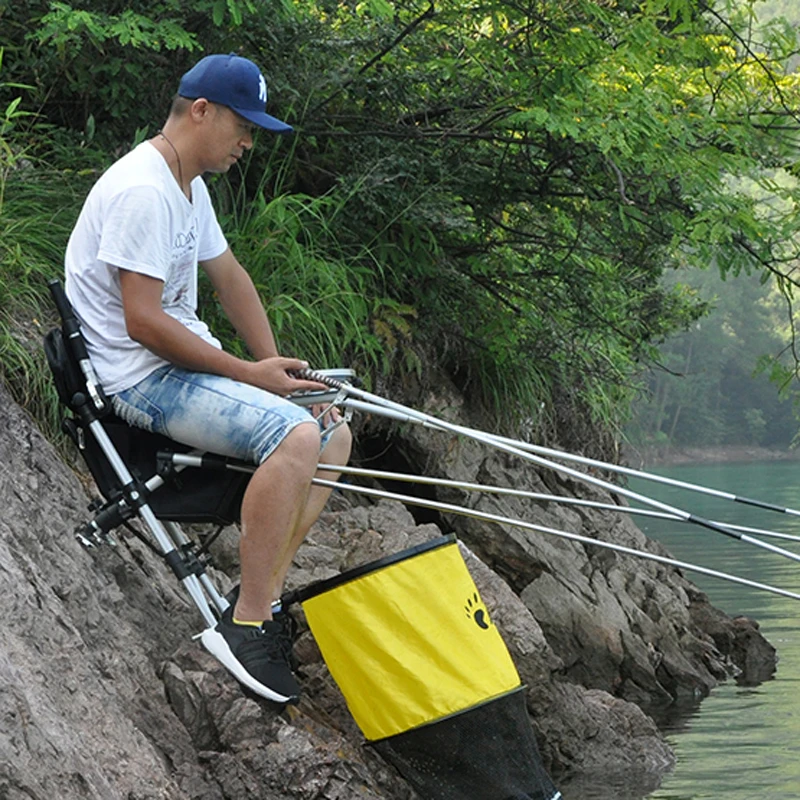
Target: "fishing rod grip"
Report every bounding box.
[292,367,350,390]
[735,496,786,513]
[689,514,743,541]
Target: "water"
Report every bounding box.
[619,460,800,800]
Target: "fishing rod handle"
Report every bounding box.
[293,367,347,390]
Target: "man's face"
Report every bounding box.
[203,103,255,173]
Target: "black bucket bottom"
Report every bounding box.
[371,689,560,800]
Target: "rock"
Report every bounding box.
[161,648,414,800]
[687,594,777,685]
[0,377,778,797]
[0,386,194,799]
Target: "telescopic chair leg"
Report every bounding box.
[82,409,223,628]
[161,519,229,616]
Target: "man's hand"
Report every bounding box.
[244,357,329,396]
[310,403,342,428]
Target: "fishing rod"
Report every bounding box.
[316,370,800,521]
[332,465,800,545]
[312,476,800,603]
[165,447,800,602]
[296,369,800,566]
[464,432,800,520]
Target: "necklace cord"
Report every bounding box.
[157,130,184,192]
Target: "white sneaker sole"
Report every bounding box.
[200,626,298,704]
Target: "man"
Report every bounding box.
[65,53,352,704]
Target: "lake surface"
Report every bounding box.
[603,460,800,800]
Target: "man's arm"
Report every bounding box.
[118,267,326,396]
[200,247,279,361]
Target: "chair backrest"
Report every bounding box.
[43,279,249,526]
[43,325,90,410]
[44,279,110,415]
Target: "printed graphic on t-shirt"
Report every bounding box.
[163,217,199,306]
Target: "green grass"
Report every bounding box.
[0,170,90,438]
[207,141,418,383]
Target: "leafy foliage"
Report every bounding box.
[0,0,259,139]
[0,46,101,436]
[3,0,800,456]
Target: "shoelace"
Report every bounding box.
[269,626,295,663]
[223,585,298,665]
[274,611,298,642]
[238,624,292,664]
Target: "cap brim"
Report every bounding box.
[234,106,293,134]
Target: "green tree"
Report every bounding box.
[5,0,800,458]
[269,0,800,446]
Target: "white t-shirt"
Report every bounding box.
[65,141,229,394]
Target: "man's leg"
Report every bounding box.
[115,368,352,619]
[233,420,322,624]
[269,422,353,600]
[113,367,338,701]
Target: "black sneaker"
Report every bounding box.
[224,584,300,669]
[200,606,300,704]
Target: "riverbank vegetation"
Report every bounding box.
[2,0,800,458]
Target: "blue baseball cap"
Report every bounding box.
[178,53,293,134]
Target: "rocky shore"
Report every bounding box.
[624,444,800,469]
[0,379,779,799]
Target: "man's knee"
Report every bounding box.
[324,422,352,461]
[270,421,321,470]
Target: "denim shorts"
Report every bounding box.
[112,365,321,464]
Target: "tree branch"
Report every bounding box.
[307,2,436,118]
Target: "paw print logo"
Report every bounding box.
[464,592,491,630]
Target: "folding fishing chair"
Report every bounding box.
[42,279,354,693]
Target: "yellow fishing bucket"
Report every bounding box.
[297,534,521,741]
[294,534,560,800]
